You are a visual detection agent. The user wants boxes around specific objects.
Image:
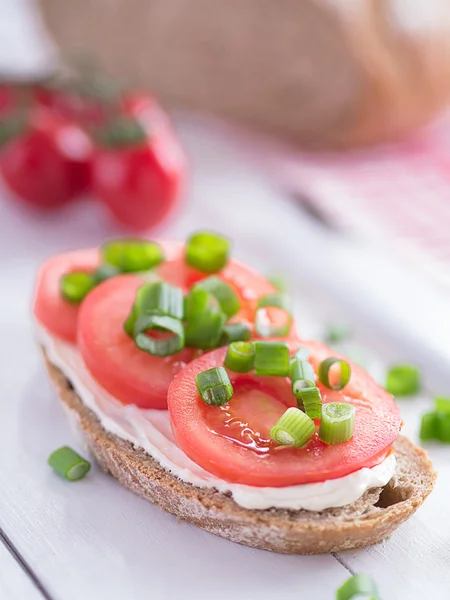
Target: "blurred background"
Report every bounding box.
[2,0,450,387]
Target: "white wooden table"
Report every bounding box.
[1,119,450,600]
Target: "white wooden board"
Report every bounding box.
[1,119,449,600]
[0,542,44,600]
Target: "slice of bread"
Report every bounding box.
[43,350,436,555]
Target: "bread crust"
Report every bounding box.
[43,351,436,554]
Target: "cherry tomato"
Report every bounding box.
[92,112,186,231]
[33,248,100,342]
[167,341,401,486]
[0,108,92,209]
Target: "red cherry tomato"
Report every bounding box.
[167,341,401,486]
[0,108,92,209]
[33,248,100,342]
[92,111,186,231]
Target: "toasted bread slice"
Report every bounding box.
[43,350,436,555]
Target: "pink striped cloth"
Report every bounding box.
[273,112,450,289]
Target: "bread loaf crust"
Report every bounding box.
[43,350,436,554]
[39,0,450,147]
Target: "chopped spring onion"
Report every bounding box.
[255,293,292,337]
[318,357,351,390]
[219,322,251,345]
[185,311,226,349]
[266,274,288,293]
[257,292,292,312]
[336,573,379,600]
[48,446,91,481]
[60,271,96,304]
[319,402,355,445]
[254,341,291,376]
[290,357,322,417]
[185,231,231,274]
[196,366,233,406]
[124,281,184,335]
[270,407,315,447]
[224,341,255,372]
[297,385,322,419]
[194,276,240,318]
[420,411,450,443]
[133,314,185,356]
[101,239,164,272]
[290,359,315,393]
[385,363,421,396]
[92,264,121,284]
[435,396,450,413]
[324,322,350,345]
[184,287,220,320]
[255,307,292,337]
[420,412,438,442]
[292,347,310,361]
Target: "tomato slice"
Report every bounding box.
[76,242,286,409]
[33,249,100,342]
[78,275,197,409]
[168,341,402,486]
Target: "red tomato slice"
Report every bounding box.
[33,248,100,342]
[78,275,197,409]
[168,341,402,486]
[77,243,286,409]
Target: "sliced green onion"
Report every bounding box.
[420,410,450,443]
[219,322,251,345]
[254,341,290,376]
[258,292,292,312]
[290,359,315,393]
[92,264,121,284]
[185,311,226,349]
[318,357,351,390]
[224,341,255,373]
[194,276,240,318]
[420,412,438,442]
[133,314,184,356]
[196,366,233,406]
[270,407,315,447]
[319,402,355,444]
[385,363,421,396]
[255,307,292,337]
[437,413,450,442]
[48,446,91,481]
[101,239,164,272]
[291,347,310,361]
[124,281,184,335]
[266,274,288,293]
[297,386,322,419]
[336,574,379,600]
[435,396,450,414]
[324,322,350,345]
[186,231,231,274]
[60,271,96,304]
[184,287,220,321]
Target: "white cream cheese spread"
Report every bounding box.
[36,322,396,511]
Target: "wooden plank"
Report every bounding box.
[0,542,45,600]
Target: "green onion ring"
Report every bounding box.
[318,357,351,390]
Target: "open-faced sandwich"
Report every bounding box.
[34,233,436,554]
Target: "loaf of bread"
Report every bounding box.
[38,0,450,148]
[43,350,436,554]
